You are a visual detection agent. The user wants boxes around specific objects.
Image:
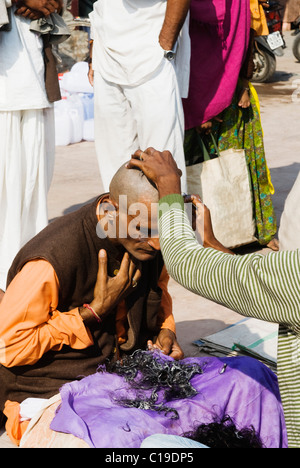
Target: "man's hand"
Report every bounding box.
[14,0,62,18]
[90,249,142,320]
[184,194,234,254]
[148,329,184,361]
[126,147,182,198]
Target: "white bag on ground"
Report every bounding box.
[186,138,256,249]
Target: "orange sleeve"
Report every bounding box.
[156,265,176,334]
[0,260,94,368]
[3,401,29,446]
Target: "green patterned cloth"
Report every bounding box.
[184,84,277,246]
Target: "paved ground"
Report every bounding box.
[47,31,300,357]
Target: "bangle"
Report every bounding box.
[83,303,101,324]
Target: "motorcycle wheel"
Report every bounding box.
[252,47,276,83]
[292,33,300,62]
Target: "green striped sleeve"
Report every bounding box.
[158,195,300,447]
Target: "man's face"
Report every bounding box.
[116,197,160,262]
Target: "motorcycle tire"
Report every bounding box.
[252,47,277,83]
[292,33,300,62]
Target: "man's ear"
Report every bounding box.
[96,195,119,228]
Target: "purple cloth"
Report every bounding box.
[183,0,251,128]
[50,353,287,448]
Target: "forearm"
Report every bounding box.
[0,308,94,367]
[159,0,190,50]
[159,195,300,330]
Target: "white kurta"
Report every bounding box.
[0,8,55,290]
[89,0,190,192]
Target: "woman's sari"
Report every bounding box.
[184,82,277,245]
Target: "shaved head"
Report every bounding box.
[109,162,159,206]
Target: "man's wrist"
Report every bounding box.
[78,304,101,328]
[156,175,181,199]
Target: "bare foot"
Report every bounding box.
[267,238,279,251]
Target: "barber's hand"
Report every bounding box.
[126,147,182,198]
[184,194,234,254]
[90,249,142,319]
[148,329,184,361]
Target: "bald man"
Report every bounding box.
[0,163,182,441]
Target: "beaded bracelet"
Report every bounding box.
[83,303,102,324]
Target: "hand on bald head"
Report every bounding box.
[99,163,160,259]
[109,162,159,207]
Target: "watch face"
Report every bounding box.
[165,51,175,61]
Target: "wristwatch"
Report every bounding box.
[164,49,176,61]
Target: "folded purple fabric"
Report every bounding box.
[50,353,287,448]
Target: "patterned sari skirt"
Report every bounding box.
[184,83,277,246]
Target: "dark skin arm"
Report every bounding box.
[79,249,142,328]
[159,0,190,50]
[79,249,184,359]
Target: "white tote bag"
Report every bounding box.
[186,135,256,249]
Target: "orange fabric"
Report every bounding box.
[3,401,29,447]
[0,260,94,368]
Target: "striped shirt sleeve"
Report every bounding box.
[158,193,300,446]
[158,194,300,333]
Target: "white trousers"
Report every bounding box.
[0,108,55,290]
[94,60,187,193]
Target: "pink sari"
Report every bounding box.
[183,0,251,129]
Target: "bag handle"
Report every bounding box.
[197,133,220,161]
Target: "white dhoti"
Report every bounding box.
[94,60,187,193]
[0,108,55,290]
[89,0,190,193]
[0,9,55,290]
